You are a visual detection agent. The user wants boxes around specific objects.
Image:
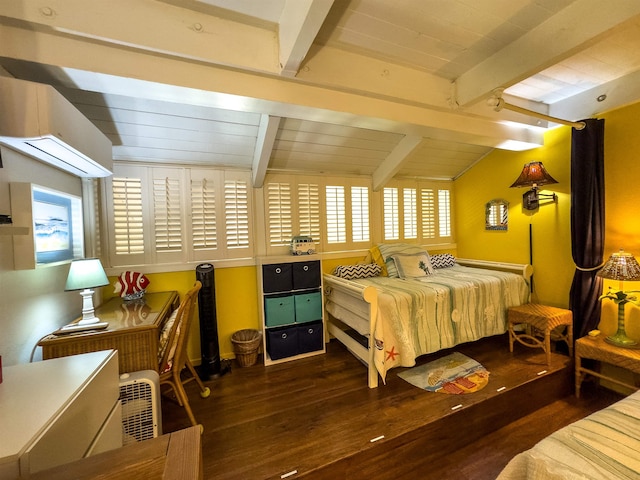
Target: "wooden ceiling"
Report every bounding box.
[1,0,640,187]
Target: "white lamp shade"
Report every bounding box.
[65,258,109,291]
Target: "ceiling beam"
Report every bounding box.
[372,135,422,191]
[0,0,280,73]
[252,115,280,188]
[278,0,334,77]
[0,21,544,151]
[454,0,640,107]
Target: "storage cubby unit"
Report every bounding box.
[258,256,325,365]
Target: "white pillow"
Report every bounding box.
[377,243,428,278]
[390,252,434,278]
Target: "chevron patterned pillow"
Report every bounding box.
[333,263,382,280]
[430,253,456,269]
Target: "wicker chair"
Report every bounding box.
[158,281,211,429]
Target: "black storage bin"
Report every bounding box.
[292,260,320,290]
[297,321,323,354]
[263,263,293,293]
[267,326,299,360]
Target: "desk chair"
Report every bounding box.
[158,281,211,429]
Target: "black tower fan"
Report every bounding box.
[196,263,226,379]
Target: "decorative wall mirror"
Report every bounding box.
[486,199,508,231]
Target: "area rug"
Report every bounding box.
[398,352,489,394]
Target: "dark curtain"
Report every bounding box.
[569,118,605,339]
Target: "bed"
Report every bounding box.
[496,390,640,479]
[323,245,532,388]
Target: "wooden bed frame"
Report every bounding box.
[323,258,533,388]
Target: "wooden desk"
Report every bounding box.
[39,291,179,374]
[575,334,640,398]
[30,426,203,480]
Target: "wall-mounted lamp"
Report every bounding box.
[510,161,558,210]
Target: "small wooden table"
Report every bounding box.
[39,291,179,373]
[30,426,203,480]
[575,334,640,398]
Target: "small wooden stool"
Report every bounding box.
[508,304,573,365]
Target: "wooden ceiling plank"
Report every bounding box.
[455,0,640,106]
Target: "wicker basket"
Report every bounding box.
[231,329,262,367]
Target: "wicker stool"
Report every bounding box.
[508,304,573,365]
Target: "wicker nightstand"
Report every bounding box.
[508,303,573,366]
[39,291,179,374]
[575,334,640,398]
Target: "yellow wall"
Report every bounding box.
[598,101,640,343]
[456,100,640,340]
[455,126,573,307]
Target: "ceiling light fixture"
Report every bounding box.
[510,161,558,210]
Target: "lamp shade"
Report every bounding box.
[510,161,559,188]
[65,258,109,291]
[597,249,640,281]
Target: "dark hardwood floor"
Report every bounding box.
[161,335,623,480]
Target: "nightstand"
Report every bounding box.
[575,334,640,397]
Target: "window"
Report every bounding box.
[403,188,417,239]
[383,187,399,240]
[224,178,250,249]
[106,164,253,267]
[264,177,320,250]
[325,185,346,243]
[383,180,453,244]
[263,174,372,255]
[153,173,183,252]
[191,176,218,250]
[351,186,369,242]
[438,189,452,238]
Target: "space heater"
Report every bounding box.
[119,370,162,445]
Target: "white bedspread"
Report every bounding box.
[351,265,530,382]
[497,390,640,479]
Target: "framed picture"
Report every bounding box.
[33,187,82,264]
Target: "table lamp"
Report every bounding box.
[597,249,640,347]
[65,258,110,325]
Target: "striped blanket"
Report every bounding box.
[497,390,640,479]
[353,264,530,382]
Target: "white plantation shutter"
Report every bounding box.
[191,176,217,251]
[421,188,436,239]
[379,180,453,245]
[383,187,399,240]
[153,175,183,252]
[298,183,320,241]
[325,185,346,243]
[351,186,369,243]
[224,178,250,249]
[266,182,293,247]
[112,176,144,255]
[438,189,452,237]
[403,188,417,239]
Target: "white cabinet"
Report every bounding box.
[258,256,325,365]
[0,350,122,479]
